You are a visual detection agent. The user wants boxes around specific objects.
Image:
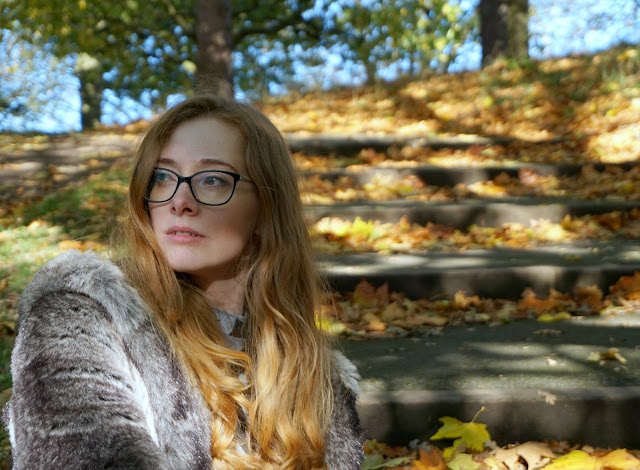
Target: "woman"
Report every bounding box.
[5,96,364,469]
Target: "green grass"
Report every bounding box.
[12,168,128,240]
[0,167,128,320]
[0,335,13,468]
[0,337,12,391]
[0,428,10,469]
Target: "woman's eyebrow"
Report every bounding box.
[157,157,177,166]
[156,157,238,172]
[199,158,237,171]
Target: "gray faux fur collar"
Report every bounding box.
[5,250,364,469]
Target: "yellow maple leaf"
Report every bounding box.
[541,450,600,470]
[446,453,483,470]
[430,407,490,459]
[599,448,640,470]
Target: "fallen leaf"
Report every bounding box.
[380,302,406,322]
[430,407,490,458]
[599,448,640,470]
[587,348,627,364]
[518,289,556,315]
[534,329,564,336]
[593,211,623,231]
[361,454,384,470]
[493,442,556,470]
[574,285,604,312]
[413,448,447,470]
[538,312,573,322]
[361,447,414,469]
[610,272,640,301]
[352,279,390,308]
[362,312,387,332]
[538,390,558,405]
[446,453,483,470]
[406,312,448,327]
[540,449,599,470]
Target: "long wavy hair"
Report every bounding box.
[117,95,333,468]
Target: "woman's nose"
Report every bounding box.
[170,181,199,215]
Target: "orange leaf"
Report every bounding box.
[352,279,390,309]
[518,288,556,315]
[593,211,623,231]
[610,272,640,300]
[413,448,447,470]
[574,285,603,311]
[352,279,376,308]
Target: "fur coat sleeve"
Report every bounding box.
[4,250,364,469]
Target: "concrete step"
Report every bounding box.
[306,199,640,227]
[317,241,640,299]
[342,313,640,448]
[285,132,562,154]
[301,162,637,186]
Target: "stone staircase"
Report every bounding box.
[291,134,640,299]
[288,133,640,448]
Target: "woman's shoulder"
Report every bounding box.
[331,350,360,397]
[19,250,147,326]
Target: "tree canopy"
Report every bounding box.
[0,0,477,121]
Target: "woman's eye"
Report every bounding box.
[202,174,230,187]
[203,176,220,185]
[154,171,174,185]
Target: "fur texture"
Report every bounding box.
[4,250,363,469]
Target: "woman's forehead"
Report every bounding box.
[159,118,246,171]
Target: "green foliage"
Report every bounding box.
[0,337,12,390]
[337,0,477,80]
[0,0,477,106]
[0,0,196,108]
[0,30,72,128]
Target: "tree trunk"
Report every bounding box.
[365,52,377,85]
[480,0,529,66]
[508,0,529,59]
[74,54,104,131]
[195,0,234,98]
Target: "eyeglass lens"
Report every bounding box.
[146,169,237,205]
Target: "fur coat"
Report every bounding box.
[4,250,363,469]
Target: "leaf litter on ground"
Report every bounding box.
[268,46,640,164]
[362,407,640,469]
[299,164,640,204]
[310,212,640,254]
[318,273,640,339]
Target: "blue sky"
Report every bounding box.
[1,0,639,134]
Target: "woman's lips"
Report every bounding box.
[166,226,204,242]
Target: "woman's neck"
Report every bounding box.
[193,268,248,315]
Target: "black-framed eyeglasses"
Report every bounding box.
[145,167,253,206]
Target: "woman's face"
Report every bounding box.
[148,116,259,289]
